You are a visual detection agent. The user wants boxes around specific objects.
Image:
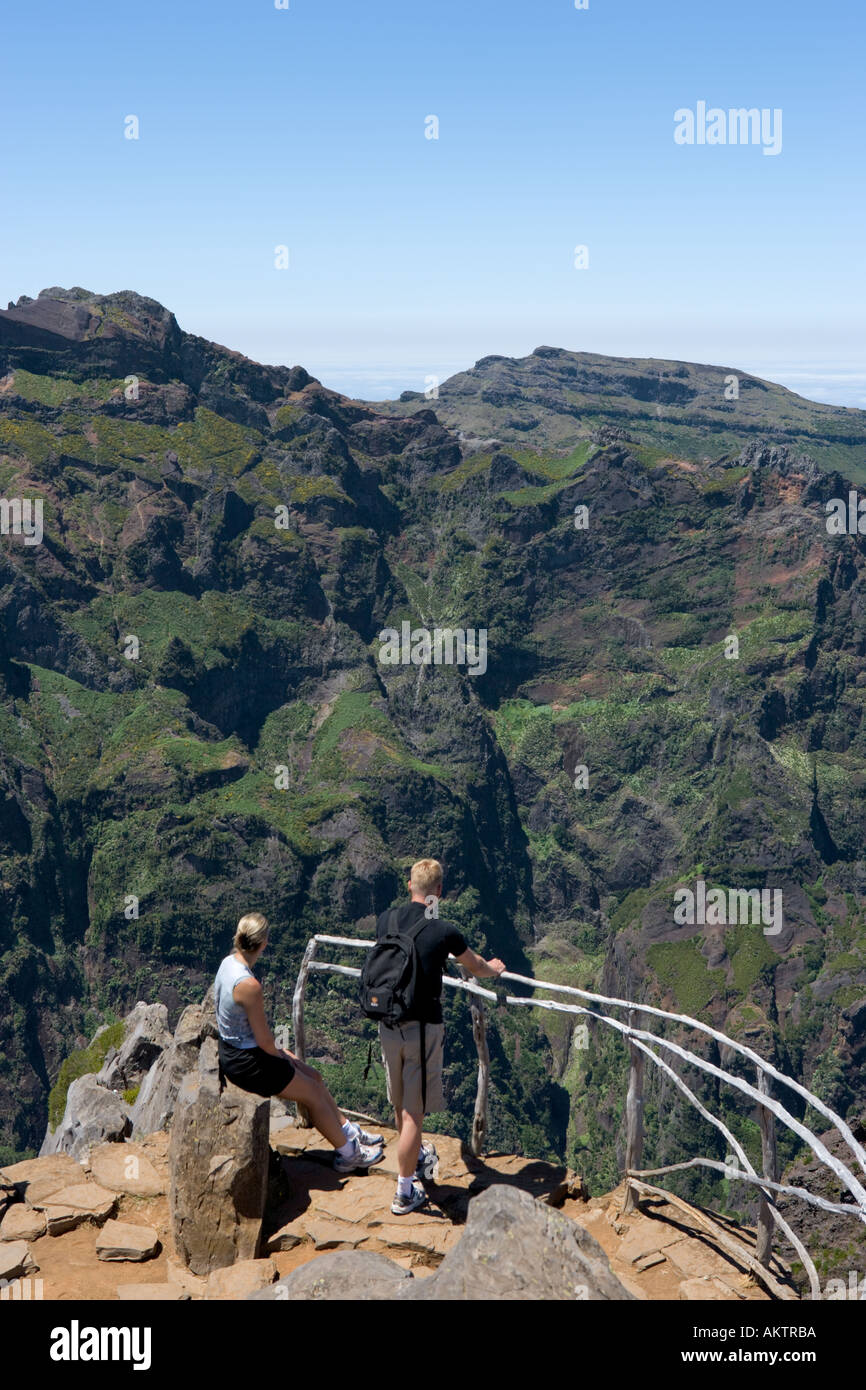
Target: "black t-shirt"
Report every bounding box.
[375,900,468,1025]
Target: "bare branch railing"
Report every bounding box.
[292,933,866,1300]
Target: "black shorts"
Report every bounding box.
[218,1039,295,1098]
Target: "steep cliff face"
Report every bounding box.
[1,289,865,1209]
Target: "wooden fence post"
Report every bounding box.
[469,988,490,1157]
[756,1068,778,1267]
[292,938,318,1128]
[458,965,490,1156]
[623,1009,645,1214]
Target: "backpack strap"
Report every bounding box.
[384,909,428,1110]
[404,916,429,1112]
[419,1018,427,1114]
[404,915,430,942]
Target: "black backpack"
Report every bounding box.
[359,908,429,1109]
[359,908,428,1026]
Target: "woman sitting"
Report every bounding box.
[215,911,383,1172]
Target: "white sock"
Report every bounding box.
[397,1175,414,1197]
[342,1122,357,1143]
[337,1136,357,1158]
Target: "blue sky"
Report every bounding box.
[2,0,864,404]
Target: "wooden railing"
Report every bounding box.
[292,933,866,1300]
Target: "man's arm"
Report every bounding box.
[453,946,506,979]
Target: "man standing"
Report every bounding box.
[376,858,506,1215]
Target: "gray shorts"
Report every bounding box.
[379,1020,445,1117]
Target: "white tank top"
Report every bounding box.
[214,954,257,1048]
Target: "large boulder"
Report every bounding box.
[39,1075,131,1160]
[132,1001,217,1137]
[169,1038,269,1276]
[253,1186,635,1302]
[251,1250,413,1301]
[407,1185,634,1300]
[97,1002,172,1090]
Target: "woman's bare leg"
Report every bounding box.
[284,1057,349,1130]
[278,1070,346,1149]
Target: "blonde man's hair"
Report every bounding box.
[410,859,443,897]
[234,912,269,951]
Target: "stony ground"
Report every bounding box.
[0,1115,793,1301]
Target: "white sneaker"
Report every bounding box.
[415,1140,438,1181]
[390,1180,429,1215]
[334,1139,385,1174]
[349,1121,384,1147]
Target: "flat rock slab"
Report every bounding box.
[138,1130,170,1162]
[303,1218,370,1251]
[266,1221,307,1253]
[0,1155,84,1206]
[166,1259,208,1298]
[664,1237,745,1281]
[0,1241,38,1280]
[365,1218,461,1259]
[116,1284,189,1301]
[96,1220,160,1261]
[38,1183,117,1235]
[271,1126,332,1158]
[206,1258,278,1299]
[312,1176,396,1225]
[0,1204,47,1242]
[467,1153,567,1199]
[88,1143,166,1197]
[615,1222,688,1265]
[678,1276,743,1301]
[633,1250,666,1273]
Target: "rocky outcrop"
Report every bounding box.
[169,1039,270,1275]
[132,999,217,1137]
[5,283,866,1204]
[0,1117,786,1302]
[255,1184,633,1301]
[35,995,216,1163]
[40,1075,131,1160]
[96,1003,172,1091]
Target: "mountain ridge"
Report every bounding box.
[1,289,865,1292]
